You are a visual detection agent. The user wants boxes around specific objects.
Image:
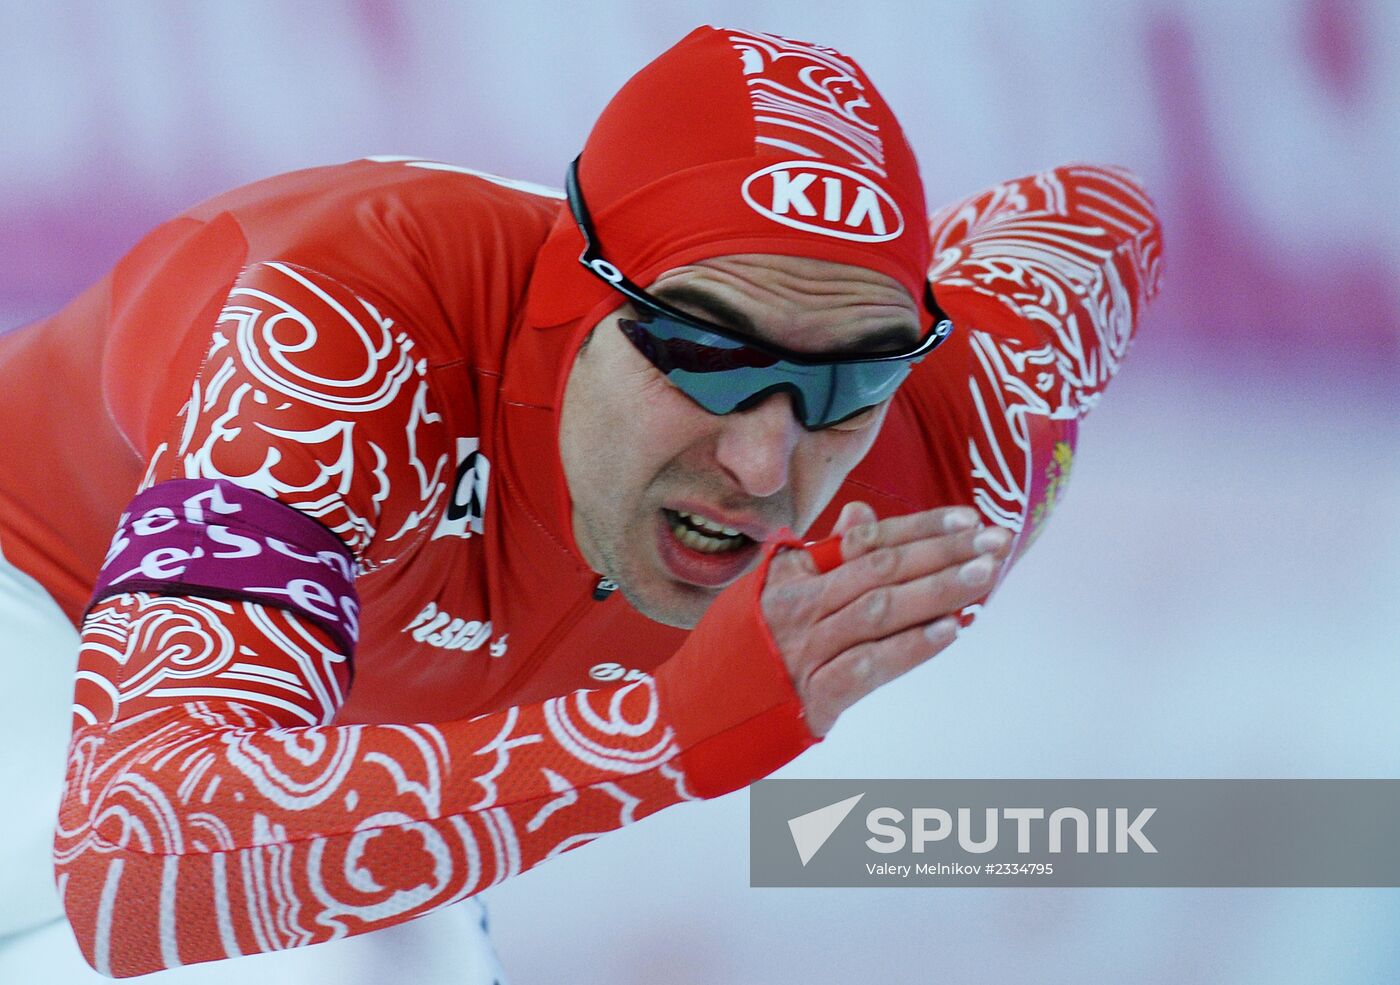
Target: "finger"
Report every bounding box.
[812,549,1006,658]
[766,542,818,585]
[814,522,1013,618]
[840,505,982,562]
[830,500,877,538]
[799,615,960,736]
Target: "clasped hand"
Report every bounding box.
[761,502,1012,737]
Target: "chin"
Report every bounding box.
[606,508,769,629]
[617,578,715,630]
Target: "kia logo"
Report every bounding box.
[741,161,904,243]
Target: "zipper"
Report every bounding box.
[482,575,612,707]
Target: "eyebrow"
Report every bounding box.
[650,283,922,356]
[651,285,759,337]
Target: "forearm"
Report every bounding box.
[58,553,813,977]
[927,164,1163,550]
[57,678,692,976]
[929,163,1163,420]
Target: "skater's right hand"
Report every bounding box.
[760,501,1012,737]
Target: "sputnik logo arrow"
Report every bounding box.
[788,793,865,866]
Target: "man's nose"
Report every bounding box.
[712,392,804,499]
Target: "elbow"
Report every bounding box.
[54,830,183,979]
[53,754,175,978]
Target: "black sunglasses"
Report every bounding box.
[565,156,953,430]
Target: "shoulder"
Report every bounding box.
[109,158,566,380]
[184,156,564,249]
[182,158,565,331]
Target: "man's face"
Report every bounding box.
[558,253,921,629]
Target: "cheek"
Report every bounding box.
[615,375,704,462]
[590,373,716,509]
[595,324,709,450]
[793,425,883,515]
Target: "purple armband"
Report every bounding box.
[89,479,360,654]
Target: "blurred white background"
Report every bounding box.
[3,2,1397,982]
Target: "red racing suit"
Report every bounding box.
[0,157,1161,976]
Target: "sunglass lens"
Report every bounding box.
[617,315,910,429]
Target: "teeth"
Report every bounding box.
[675,525,735,553]
[677,510,742,537]
[668,511,748,553]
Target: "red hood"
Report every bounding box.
[495,205,617,571]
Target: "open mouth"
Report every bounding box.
[655,507,763,589]
[662,508,755,554]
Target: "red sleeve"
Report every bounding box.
[136,259,439,569]
[59,581,805,978]
[56,264,815,977]
[846,163,1163,618]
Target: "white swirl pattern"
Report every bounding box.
[227,264,417,413]
[727,29,884,174]
[61,594,703,976]
[164,261,449,564]
[928,164,1162,543]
